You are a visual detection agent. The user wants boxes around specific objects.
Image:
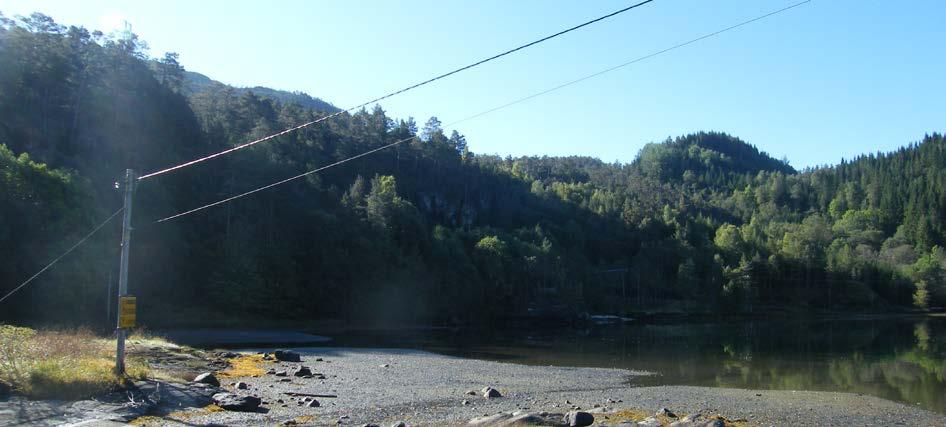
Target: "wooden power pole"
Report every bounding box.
[115,169,136,375]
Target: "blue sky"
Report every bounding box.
[6,0,944,169]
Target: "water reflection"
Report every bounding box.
[328,316,946,413]
[633,319,946,414]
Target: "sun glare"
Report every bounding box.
[98,11,128,34]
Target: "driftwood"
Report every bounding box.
[282,392,337,398]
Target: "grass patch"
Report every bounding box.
[294,415,315,424]
[0,324,151,400]
[167,404,225,419]
[129,403,226,426]
[602,409,650,423]
[128,415,167,426]
[127,328,179,349]
[719,415,756,427]
[218,353,267,378]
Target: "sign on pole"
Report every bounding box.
[118,296,136,329]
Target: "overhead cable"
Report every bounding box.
[153,0,809,224]
[154,139,412,223]
[136,0,658,181]
[451,0,811,126]
[0,208,124,304]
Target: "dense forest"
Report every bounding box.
[1,13,944,327]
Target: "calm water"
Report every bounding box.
[325,315,946,414]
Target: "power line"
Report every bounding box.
[451,0,811,126]
[0,208,124,304]
[136,0,658,181]
[151,0,809,225]
[155,138,413,223]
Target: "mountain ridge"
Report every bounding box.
[183,70,340,113]
[1,13,944,326]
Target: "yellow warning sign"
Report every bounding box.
[119,296,136,329]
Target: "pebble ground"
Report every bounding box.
[168,347,946,426]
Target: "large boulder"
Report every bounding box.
[469,411,559,426]
[212,392,261,411]
[563,411,594,427]
[481,386,502,398]
[656,407,677,418]
[469,413,511,425]
[193,372,220,387]
[505,412,549,425]
[273,350,301,362]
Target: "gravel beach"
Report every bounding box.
[155,347,946,426]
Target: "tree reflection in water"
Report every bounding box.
[330,316,946,413]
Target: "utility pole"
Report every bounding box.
[106,269,112,329]
[115,169,136,375]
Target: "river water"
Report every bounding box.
[325,315,946,413]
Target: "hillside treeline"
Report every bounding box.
[1,13,943,326]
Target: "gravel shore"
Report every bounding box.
[162,347,945,427]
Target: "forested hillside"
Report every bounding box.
[182,70,339,114]
[1,13,943,327]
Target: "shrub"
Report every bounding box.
[0,325,150,399]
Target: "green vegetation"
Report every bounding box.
[0,13,944,327]
[0,325,150,399]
